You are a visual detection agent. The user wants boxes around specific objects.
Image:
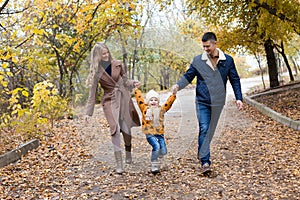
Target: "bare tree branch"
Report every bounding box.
[0,0,9,14]
[0,23,7,31]
[15,34,35,49]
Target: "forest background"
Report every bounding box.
[0,0,299,150]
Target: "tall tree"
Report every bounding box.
[0,0,141,117]
[116,0,155,80]
[274,41,294,82]
[264,39,279,87]
[174,0,300,88]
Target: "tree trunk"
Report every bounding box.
[254,53,266,89]
[166,67,170,89]
[281,53,294,81]
[131,38,138,79]
[290,56,298,75]
[264,39,279,88]
[275,41,294,82]
[118,31,128,73]
[143,63,148,90]
[159,75,163,90]
[160,67,170,90]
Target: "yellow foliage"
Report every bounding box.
[32,28,45,35]
[3,52,11,60]
[2,81,8,87]
[31,80,68,127]
[11,57,17,63]
[1,80,69,135]
[0,0,141,134]
[22,90,29,97]
[2,62,8,69]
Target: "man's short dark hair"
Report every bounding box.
[202,32,217,42]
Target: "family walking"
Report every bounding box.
[84,31,243,175]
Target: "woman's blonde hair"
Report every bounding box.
[86,42,113,86]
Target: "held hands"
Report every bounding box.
[172,84,179,95]
[133,80,141,88]
[236,100,243,111]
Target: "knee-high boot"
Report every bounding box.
[125,145,132,164]
[114,151,124,174]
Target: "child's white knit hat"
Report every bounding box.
[146,89,159,103]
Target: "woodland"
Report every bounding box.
[0,0,300,199]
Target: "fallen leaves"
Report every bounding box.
[211,103,300,199]
[254,88,300,121]
[1,90,300,199]
[0,120,92,199]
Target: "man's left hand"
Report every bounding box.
[236,100,243,110]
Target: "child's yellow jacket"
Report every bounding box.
[134,88,176,135]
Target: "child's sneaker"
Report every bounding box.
[151,161,160,174]
[201,163,212,174]
[158,156,168,171]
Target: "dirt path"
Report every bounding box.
[61,77,300,199]
[44,77,299,199]
[75,76,261,175]
[76,88,200,173]
[78,87,248,171]
[2,77,299,199]
[69,86,250,195]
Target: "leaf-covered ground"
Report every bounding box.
[1,89,300,199]
[254,87,300,121]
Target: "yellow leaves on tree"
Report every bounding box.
[31,81,69,128]
[1,81,69,137]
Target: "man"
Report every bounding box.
[172,32,243,174]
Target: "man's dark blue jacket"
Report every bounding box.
[177,49,243,106]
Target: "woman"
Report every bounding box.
[85,42,141,174]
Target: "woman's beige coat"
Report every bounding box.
[86,60,140,135]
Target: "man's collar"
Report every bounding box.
[202,48,226,60]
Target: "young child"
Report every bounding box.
[134,87,176,173]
